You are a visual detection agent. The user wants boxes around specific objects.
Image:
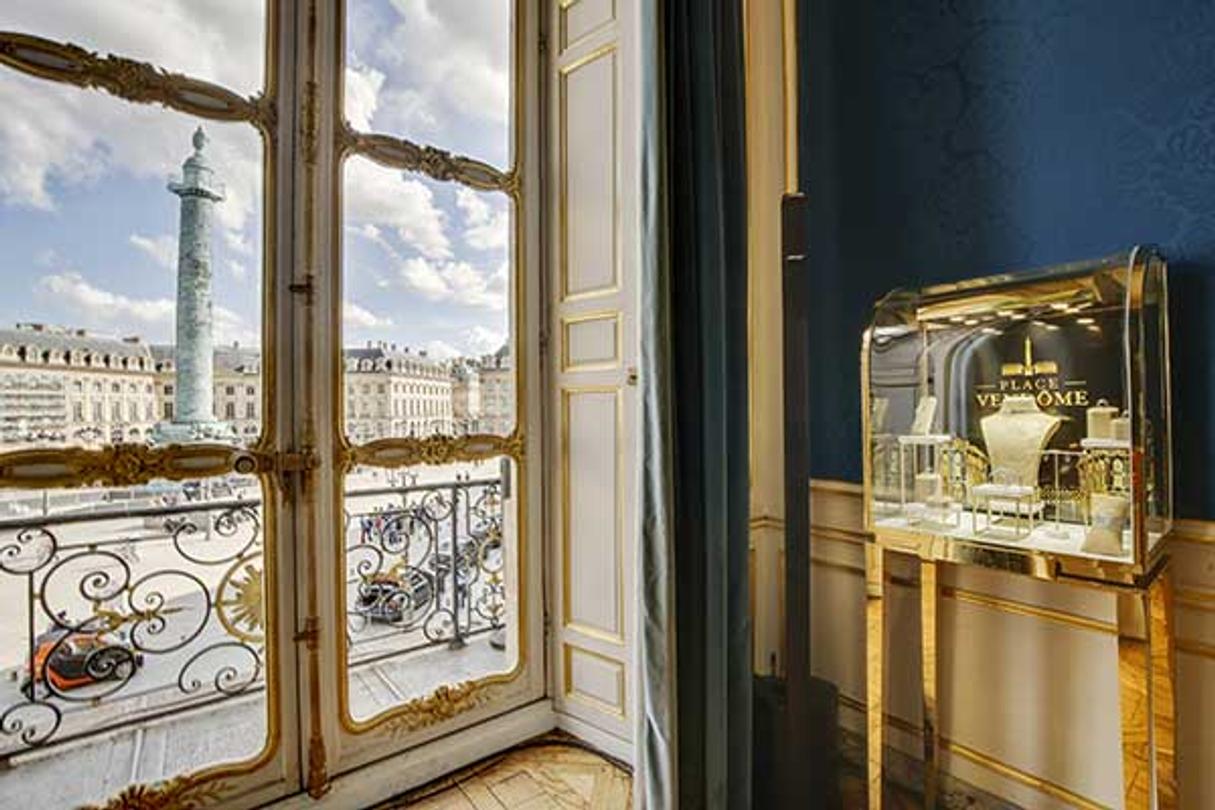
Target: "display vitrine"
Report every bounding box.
[863,247,1172,582]
[861,248,1178,810]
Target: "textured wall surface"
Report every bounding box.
[805,0,1215,517]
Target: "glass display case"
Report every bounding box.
[862,247,1172,583]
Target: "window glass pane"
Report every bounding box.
[0,476,268,806]
[345,0,512,169]
[343,459,518,723]
[0,74,264,450]
[343,157,514,440]
[0,0,267,97]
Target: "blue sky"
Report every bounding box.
[0,0,512,360]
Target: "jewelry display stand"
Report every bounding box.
[860,249,1176,809]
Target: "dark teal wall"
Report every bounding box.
[803,0,1215,518]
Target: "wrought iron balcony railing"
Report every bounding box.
[0,473,506,761]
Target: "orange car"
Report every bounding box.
[21,627,143,699]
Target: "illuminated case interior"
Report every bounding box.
[862,247,1172,584]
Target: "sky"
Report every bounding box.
[0,0,513,361]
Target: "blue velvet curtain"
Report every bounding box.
[638,0,751,806]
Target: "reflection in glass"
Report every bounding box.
[342,158,514,441]
[345,0,512,168]
[0,476,268,806]
[0,0,267,97]
[343,459,517,723]
[865,251,1171,563]
[0,73,264,451]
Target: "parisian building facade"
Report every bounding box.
[0,324,512,449]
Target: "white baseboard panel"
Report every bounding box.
[554,710,634,765]
[267,700,557,809]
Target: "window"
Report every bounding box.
[72,401,83,421]
[0,0,544,805]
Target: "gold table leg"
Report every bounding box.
[1149,566,1178,810]
[1117,587,1154,810]
[920,559,940,808]
[865,543,886,810]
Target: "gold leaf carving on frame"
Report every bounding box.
[0,32,270,125]
[0,444,263,490]
[347,432,525,470]
[340,127,517,194]
[80,776,231,810]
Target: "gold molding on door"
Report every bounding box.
[562,642,627,718]
[558,43,620,303]
[560,310,622,372]
[558,0,618,54]
[560,385,626,645]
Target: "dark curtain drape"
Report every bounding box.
[649,0,752,806]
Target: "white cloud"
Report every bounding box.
[423,340,461,360]
[462,325,505,356]
[344,301,394,329]
[455,188,509,251]
[129,233,177,271]
[227,260,249,281]
[344,158,450,259]
[345,62,386,131]
[0,70,261,246]
[391,257,505,310]
[224,230,254,256]
[36,272,175,330]
[34,272,256,346]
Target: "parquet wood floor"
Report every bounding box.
[385,741,632,809]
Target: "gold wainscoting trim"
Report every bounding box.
[812,523,869,544]
[836,694,1108,810]
[1175,586,1215,613]
[750,514,786,532]
[1174,518,1215,545]
[942,586,1117,636]
[811,478,865,496]
[1177,639,1215,660]
[810,555,1119,635]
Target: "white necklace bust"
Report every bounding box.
[980,394,1062,488]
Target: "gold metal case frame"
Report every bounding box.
[860,248,1179,810]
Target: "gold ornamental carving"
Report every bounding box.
[0,444,263,490]
[341,127,516,194]
[385,680,488,736]
[80,776,230,810]
[347,432,525,470]
[0,32,269,125]
[306,733,330,799]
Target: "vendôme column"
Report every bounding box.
[156,126,233,443]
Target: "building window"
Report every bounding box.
[225,402,235,420]
[73,402,83,421]
[246,385,255,395]
[165,384,174,395]
[245,401,255,419]
[225,385,235,395]
[164,402,173,420]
